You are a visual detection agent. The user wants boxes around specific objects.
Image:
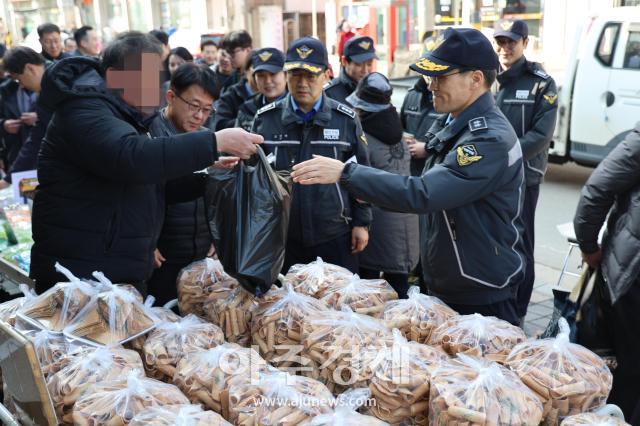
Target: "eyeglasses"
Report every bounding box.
[424,69,472,86]
[287,70,322,82]
[174,92,214,115]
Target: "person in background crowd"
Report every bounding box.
[220,30,252,91]
[325,35,377,106]
[235,47,287,131]
[37,23,70,61]
[214,50,256,130]
[63,36,76,53]
[0,48,39,175]
[337,19,355,58]
[574,124,640,423]
[252,37,371,273]
[0,47,50,189]
[148,62,236,305]
[29,31,262,293]
[197,40,218,67]
[347,72,419,298]
[212,48,233,89]
[493,19,558,326]
[167,47,194,76]
[290,28,526,325]
[73,25,100,57]
[159,47,194,108]
[149,29,170,62]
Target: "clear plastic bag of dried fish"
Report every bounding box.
[429,354,544,426]
[301,305,392,395]
[0,283,36,326]
[428,313,526,363]
[251,283,330,368]
[72,369,189,426]
[142,313,224,381]
[204,284,259,346]
[177,258,239,317]
[308,388,390,426]
[560,413,630,426]
[506,318,613,424]
[173,343,267,419]
[47,346,143,424]
[130,404,232,425]
[368,329,448,425]
[320,274,398,318]
[382,286,457,344]
[284,257,353,298]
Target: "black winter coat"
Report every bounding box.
[399,77,441,176]
[214,78,252,130]
[0,80,37,170]
[324,70,357,106]
[30,57,218,292]
[148,111,212,264]
[574,124,640,304]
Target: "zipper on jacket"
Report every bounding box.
[104,211,118,252]
[521,105,525,136]
[447,214,457,241]
[333,146,350,223]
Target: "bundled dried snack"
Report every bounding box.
[369,329,448,425]
[228,369,334,425]
[320,275,398,318]
[17,263,98,331]
[177,258,239,317]
[64,274,156,346]
[382,286,456,344]
[251,283,330,368]
[204,284,258,345]
[47,346,143,424]
[142,314,224,381]
[302,306,392,394]
[429,354,544,426]
[130,404,232,425]
[506,318,613,424]
[308,389,390,426]
[18,327,90,379]
[0,284,36,326]
[560,413,630,426]
[428,313,526,363]
[173,343,267,419]
[284,257,353,298]
[72,369,189,425]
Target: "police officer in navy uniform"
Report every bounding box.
[493,19,558,325]
[251,37,372,273]
[291,28,526,325]
[236,48,287,131]
[324,35,377,105]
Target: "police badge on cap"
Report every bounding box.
[283,37,329,74]
[410,28,499,76]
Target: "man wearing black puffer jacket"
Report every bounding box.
[147,63,239,305]
[493,19,558,325]
[30,32,262,293]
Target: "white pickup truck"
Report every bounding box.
[551,6,640,166]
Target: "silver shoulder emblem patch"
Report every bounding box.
[257,102,277,115]
[336,103,356,118]
[468,117,488,132]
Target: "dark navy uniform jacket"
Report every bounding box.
[252,94,372,247]
[340,91,526,306]
[324,70,357,106]
[495,57,558,186]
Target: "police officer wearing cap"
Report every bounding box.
[236,48,287,131]
[324,35,377,105]
[291,28,526,324]
[251,37,372,273]
[493,19,558,325]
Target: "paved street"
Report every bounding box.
[524,162,594,336]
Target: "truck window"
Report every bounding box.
[596,23,621,67]
[623,31,640,69]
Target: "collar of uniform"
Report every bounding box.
[283,94,330,126]
[339,69,358,91]
[497,55,527,85]
[432,91,495,144]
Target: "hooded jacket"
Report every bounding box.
[31,57,218,291]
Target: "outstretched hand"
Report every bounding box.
[291,155,345,185]
[215,128,263,159]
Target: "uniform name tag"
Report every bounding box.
[516,90,529,99]
[323,129,340,140]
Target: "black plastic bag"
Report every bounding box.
[205,147,291,296]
